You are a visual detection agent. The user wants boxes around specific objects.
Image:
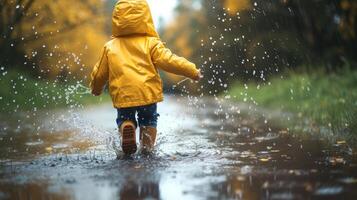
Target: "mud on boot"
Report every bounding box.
[120,120,137,155]
[139,126,157,153]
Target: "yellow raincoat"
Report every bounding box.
[90,0,199,108]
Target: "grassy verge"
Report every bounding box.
[0,70,111,113]
[228,68,357,139]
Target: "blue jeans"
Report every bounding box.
[116,103,159,128]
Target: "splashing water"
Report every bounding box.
[65,83,91,96]
[64,83,92,106]
[172,78,190,89]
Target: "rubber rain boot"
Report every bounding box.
[140,126,157,152]
[120,120,137,154]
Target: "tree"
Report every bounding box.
[0,0,108,79]
[162,0,357,94]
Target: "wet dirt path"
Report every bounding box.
[0,96,357,200]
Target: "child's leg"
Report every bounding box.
[116,108,137,154]
[116,108,137,128]
[137,104,159,128]
[137,104,159,151]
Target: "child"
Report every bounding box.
[90,0,200,154]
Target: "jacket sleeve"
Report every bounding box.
[150,38,199,79]
[89,46,109,95]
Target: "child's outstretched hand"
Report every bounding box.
[192,69,202,81]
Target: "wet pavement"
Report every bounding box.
[0,96,357,200]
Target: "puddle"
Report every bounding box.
[0,97,357,199]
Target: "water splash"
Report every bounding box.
[172,78,190,89]
[64,83,91,106]
[106,135,122,158]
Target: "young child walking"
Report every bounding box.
[90,0,200,154]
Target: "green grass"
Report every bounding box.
[228,68,357,138]
[0,70,111,113]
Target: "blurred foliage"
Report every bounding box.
[0,0,108,79]
[163,0,357,94]
[229,65,357,137]
[0,69,110,113]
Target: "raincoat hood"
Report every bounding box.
[112,0,159,37]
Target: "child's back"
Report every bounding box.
[90,0,200,154]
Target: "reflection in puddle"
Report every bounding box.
[120,181,159,199]
[1,97,357,199]
[0,130,94,160]
[0,182,72,200]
